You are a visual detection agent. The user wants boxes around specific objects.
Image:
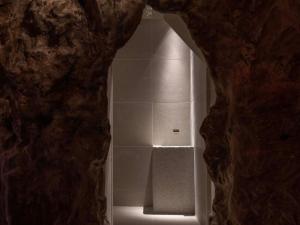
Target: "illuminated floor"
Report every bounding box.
[113,207,199,225]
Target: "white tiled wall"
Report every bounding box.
[192,52,213,223]
[113,102,153,147]
[113,18,192,206]
[113,147,153,206]
[152,59,190,103]
[112,60,152,102]
[153,102,191,146]
[193,54,208,149]
[152,147,195,214]
[111,12,213,223]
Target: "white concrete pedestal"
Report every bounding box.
[152,147,195,215]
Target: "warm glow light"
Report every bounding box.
[114,207,199,224]
[190,50,195,147]
[153,145,193,148]
[152,27,190,105]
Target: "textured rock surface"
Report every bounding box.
[1,0,299,225]
[150,0,300,225]
[0,0,144,225]
[186,1,299,225]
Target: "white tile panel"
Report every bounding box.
[152,147,195,214]
[153,102,191,146]
[152,59,190,103]
[113,102,152,146]
[113,60,153,102]
[113,147,153,206]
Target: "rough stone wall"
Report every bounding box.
[0,1,144,225]
[190,2,300,225]
[148,0,300,225]
[149,0,300,224]
[1,0,299,225]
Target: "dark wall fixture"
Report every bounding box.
[0,1,299,225]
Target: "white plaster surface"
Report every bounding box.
[152,19,190,60]
[113,60,153,102]
[163,14,205,61]
[193,54,207,149]
[113,16,193,207]
[113,102,153,146]
[153,103,191,146]
[152,58,190,103]
[191,52,212,222]
[113,147,153,206]
[152,147,195,215]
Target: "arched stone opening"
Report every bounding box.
[0,1,299,225]
[108,9,214,224]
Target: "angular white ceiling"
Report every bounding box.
[163,14,206,61]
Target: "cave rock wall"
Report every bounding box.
[0,0,299,225]
[149,0,300,224]
[0,1,144,225]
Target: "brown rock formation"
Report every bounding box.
[148,0,300,225]
[1,0,299,225]
[0,1,144,225]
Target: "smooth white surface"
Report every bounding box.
[113,60,152,102]
[191,52,212,223]
[152,20,190,60]
[110,11,214,225]
[113,58,190,103]
[164,14,205,61]
[116,19,190,60]
[153,102,191,146]
[152,148,195,215]
[114,207,199,225]
[194,147,210,224]
[193,54,207,149]
[113,17,193,206]
[113,102,153,146]
[153,145,193,148]
[152,59,190,103]
[113,147,153,206]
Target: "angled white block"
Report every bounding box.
[152,147,195,215]
[152,19,190,60]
